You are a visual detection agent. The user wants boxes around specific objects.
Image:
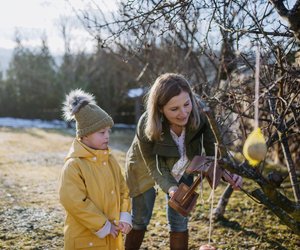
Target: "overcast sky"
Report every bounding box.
[0,0,117,55]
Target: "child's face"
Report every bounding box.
[82,127,111,150]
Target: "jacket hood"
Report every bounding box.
[65,138,110,162]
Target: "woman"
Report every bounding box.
[125,73,242,250]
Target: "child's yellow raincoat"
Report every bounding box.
[59,139,131,250]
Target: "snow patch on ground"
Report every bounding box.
[0,117,66,129]
[0,117,135,130]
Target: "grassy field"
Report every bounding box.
[0,127,298,249]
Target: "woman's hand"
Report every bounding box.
[168,186,178,197]
[230,174,243,190]
[223,171,243,190]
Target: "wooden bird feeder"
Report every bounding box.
[168,155,224,217]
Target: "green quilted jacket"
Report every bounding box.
[125,110,216,197]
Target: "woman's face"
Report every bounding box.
[161,91,192,129]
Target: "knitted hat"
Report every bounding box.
[62,89,114,137]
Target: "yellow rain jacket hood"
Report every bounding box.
[59,138,131,250]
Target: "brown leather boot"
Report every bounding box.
[169,231,188,250]
[125,229,146,250]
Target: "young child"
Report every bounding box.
[59,89,132,250]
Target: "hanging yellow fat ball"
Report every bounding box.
[243,127,267,166]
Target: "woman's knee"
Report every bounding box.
[167,203,189,232]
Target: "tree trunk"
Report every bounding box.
[212,184,234,220]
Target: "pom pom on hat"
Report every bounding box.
[63,89,96,121]
[62,89,114,137]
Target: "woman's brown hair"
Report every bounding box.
[144,73,201,141]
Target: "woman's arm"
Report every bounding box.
[136,116,178,194]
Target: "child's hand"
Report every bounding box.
[109,223,119,238]
[117,221,132,234]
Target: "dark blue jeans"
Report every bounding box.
[131,174,193,232]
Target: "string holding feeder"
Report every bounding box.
[242,46,267,167]
[198,143,218,250]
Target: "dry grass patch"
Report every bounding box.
[0,127,299,249]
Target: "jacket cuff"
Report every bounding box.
[95,220,111,238]
[119,212,132,226]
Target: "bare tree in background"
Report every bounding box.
[71,0,300,233]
